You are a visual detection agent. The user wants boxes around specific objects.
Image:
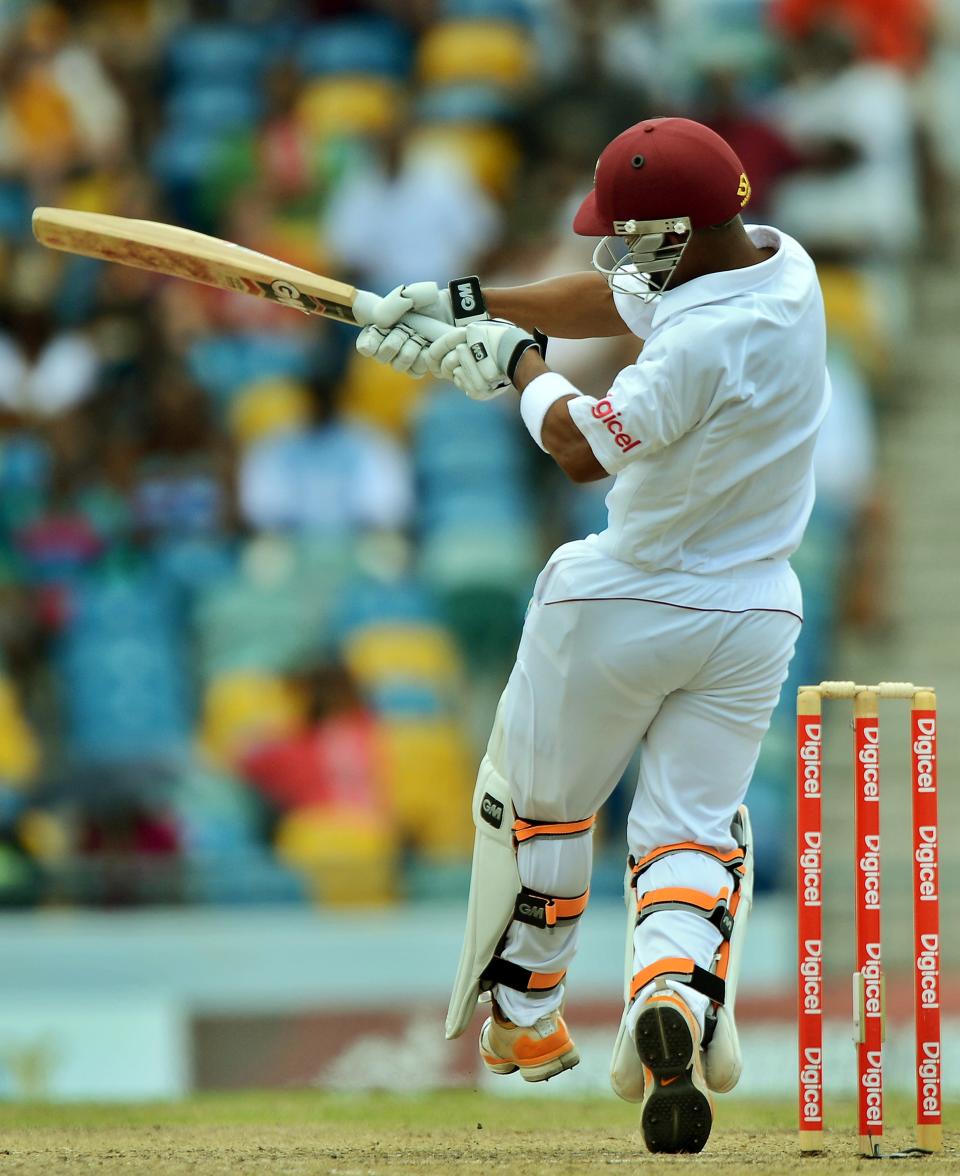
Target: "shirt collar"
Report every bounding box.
[651,225,786,327]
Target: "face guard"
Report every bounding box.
[591,216,692,302]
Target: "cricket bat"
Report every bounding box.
[31,207,450,341]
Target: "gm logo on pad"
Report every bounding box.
[480,793,504,829]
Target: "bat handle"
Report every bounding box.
[401,311,455,344]
[351,289,452,344]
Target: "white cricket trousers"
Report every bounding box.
[488,541,801,1029]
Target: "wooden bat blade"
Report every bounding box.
[32,207,451,342]
[32,206,364,324]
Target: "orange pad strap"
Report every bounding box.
[712,888,742,981]
[515,887,590,929]
[513,814,596,843]
[637,885,734,939]
[481,955,566,993]
[631,840,745,883]
[629,956,726,1006]
[528,969,566,991]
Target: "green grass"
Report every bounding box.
[0,1091,953,1174]
[0,1088,770,1128]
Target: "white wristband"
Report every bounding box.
[519,372,581,452]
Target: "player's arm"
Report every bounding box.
[426,325,610,484]
[513,351,608,483]
[484,272,630,339]
[354,272,629,376]
[431,320,697,487]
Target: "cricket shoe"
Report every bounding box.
[635,991,714,1154]
[479,1003,580,1083]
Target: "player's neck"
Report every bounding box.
[667,223,773,289]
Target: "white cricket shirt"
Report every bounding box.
[526,226,829,613]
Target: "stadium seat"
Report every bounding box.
[440,0,534,23]
[337,353,426,439]
[417,20,533,87]
[745,497,850,891]
[296,77,403,141]
[418,522,538,592]
[13,511,104,587]
[193,537,354,678]
[407,123,521,198]
[60,642,192,762]
[380,719,475,856]
[173,764,265,856]
[413,383,519,433]
[166,24,270,85]
[295,17,412,79]
[332,572,440,640]
[412,385,528,486]
[340,621,463,702]
[165,83,263,135]
[199,671,305,769]
[57,572,192,763]
[342,623,461,683]
[418,487,531,534]
[0,677,40,785]
[418,523,536,670]
[442,583,527,671]
[0,181,29,241]
[187,334,315,403]
[364,681,447,720]
[415,425,528,482]
[562,476,611,540]
[50,254,107,326]
[295,534,361,586]
[184,845,310,904]
[150,536,236,599]
[416,82,519,125]
[415,435,527,491]
[151,125,230,186]
[410,381,536,667]
[402,856,473,902]
[228,377,314,447]
[16,807,69,864]
[274,805,398,905]
[817,264,890,379]
[0,432,51,534]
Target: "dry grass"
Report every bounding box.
[0,1091,953,1173]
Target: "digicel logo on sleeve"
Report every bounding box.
[591,399,642,452]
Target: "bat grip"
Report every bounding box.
[400,311,454,344]
[351,288,452,344]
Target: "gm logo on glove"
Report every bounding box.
[450,275,486,322]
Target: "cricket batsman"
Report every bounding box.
[354,117,830,1153]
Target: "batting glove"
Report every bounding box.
[366,276,488,330]
[427,321,547,401]
[355,322,432,377]
[353,276,489,379]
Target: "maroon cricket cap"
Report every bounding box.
[573,117,751,235]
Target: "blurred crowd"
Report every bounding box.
[0,0,956,907]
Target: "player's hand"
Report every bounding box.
[354,277,488,331]
[426,321,547,400]
[357,282,454,330]
[353,277,490,378]
[355,322,432,377]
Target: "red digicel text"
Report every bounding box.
[591,399,642,452]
